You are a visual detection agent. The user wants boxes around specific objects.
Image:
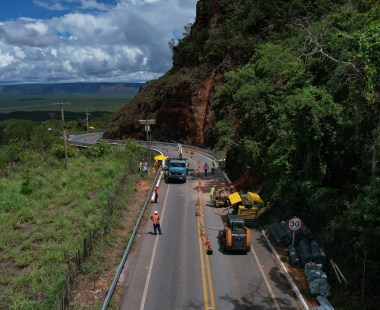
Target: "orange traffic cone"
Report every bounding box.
[195,205,201,216]
[205,239,213,255]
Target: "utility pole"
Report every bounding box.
[86,112,91,131]
[52,102,70,169]
[85,108,91,132]
[139,118,156,175]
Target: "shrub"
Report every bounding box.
[0,200,12,212]
[16,207,35,223]
[50,143,77,158]
[86,142,114,158]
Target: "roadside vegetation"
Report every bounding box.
[0,118,147,309]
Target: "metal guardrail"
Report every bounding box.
[311,296,334,310]
[101,170,161,310]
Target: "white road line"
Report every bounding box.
[150,171,163,201]
[139,181,169,310]
[251,244,282,310]
[261,230,309,310]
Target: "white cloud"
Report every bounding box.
[34,0,113,11]
[0,0,196,83]
[34,0,67,11]
[0,51,15,68]
[78,0,112,11]
[12,47,26,59]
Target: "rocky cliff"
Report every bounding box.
[103,0,246,146]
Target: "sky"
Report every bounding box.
[0,0,197,84]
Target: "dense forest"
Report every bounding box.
[168,0,380,308]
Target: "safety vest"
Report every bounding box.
[152,214,160,225]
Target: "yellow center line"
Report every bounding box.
[194,164,216,310]
[200,214,216,310]
[197,216,209,309]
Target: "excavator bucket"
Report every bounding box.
[247,192,264,204]
[228,192,242,205]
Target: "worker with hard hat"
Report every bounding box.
[211,160,216,175]
[210,185,216,204]
[150,210,162,235]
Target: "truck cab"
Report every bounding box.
[164,158,187,183]
[218,214,251,252]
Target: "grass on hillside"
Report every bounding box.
[0,140,147,309]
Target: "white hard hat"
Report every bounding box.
[154,211,158,214]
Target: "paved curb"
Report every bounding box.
[261,230,310,310]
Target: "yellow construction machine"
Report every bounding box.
[228,191,265,227]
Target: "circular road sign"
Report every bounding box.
[288,216,303,231]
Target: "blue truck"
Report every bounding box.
[164,158,188,183]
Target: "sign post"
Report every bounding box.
[139,119,156,175]
[288,216,303,246]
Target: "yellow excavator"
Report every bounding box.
[228,191,265,227]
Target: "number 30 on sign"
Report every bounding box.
[288,216,303,231]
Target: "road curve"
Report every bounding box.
[119,143,302,310]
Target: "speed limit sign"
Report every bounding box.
[288,216,303,231]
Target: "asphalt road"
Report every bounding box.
[119,144,302,310]
[68,132,103,145]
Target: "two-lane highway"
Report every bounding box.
[119,144,302,309]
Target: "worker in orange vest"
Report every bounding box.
[154,160,159,172]
[150,210,162,235]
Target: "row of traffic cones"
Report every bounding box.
[195,179,213,254]
[200,227,213,255]
[195,195,201,216]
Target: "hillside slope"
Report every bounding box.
[104,0,246,145]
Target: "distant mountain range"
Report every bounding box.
[0,82,145,94]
